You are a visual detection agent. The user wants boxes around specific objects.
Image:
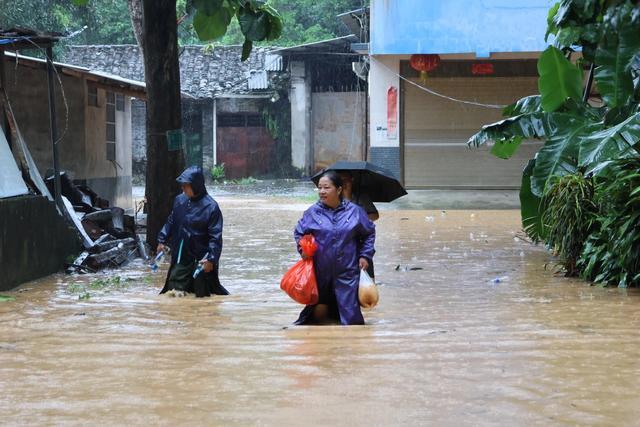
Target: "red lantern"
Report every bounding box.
[410,54,441,82]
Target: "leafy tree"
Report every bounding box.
[1,0,136,45]
[215,0,364,46]
[3,0,362,47]
[136,0,283,248]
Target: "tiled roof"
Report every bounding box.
[62,44,281,99]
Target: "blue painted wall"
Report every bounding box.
[370,0,555,56]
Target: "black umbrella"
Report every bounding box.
[311,161,407,203]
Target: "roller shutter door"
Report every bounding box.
[403,76,543,188]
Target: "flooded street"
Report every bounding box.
[2,197,640,426]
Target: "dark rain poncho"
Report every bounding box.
[293,199,375,325]
[158,166,229,297]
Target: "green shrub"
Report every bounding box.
[210,164,225,182]
[235,177,258,185]
[541,173,599,276]
[578,159,640,287]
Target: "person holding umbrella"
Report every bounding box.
[293,170,375,325]
[311,161,407,205]
[312,161,407,280]
[156,166,229,297]
[339,171,380,222]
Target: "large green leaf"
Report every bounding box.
[502,95,542,116]
[545,2,561,41]
[193,0,224,16]
[468,112,548,148]
[241,39,253,62]
[238,8,269,41]
[520,159,545,242]
[193,8,232,40]
[579,112,640,169]
[490,136,523,159]
[538,46,584,112]
[594,5,640,108]
[265,6,283,41]
[551,0,572,27]
[531,118,599,196]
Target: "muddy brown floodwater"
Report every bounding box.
[2,198,640,426]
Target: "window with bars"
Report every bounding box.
[106,91,116,161]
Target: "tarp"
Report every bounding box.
[0,127,29,198]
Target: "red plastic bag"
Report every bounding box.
[280,235,318,305]
[298,234,317,258]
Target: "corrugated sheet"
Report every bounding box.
[264,54,283,71]
[246,70,269,90]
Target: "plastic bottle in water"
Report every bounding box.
[192,253,210,279]
[192,264,204,279]
[151,251,164,272]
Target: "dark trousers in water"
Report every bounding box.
[160,254,229,297]
[295,260,374,325]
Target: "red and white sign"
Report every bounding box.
[387,86,398,139]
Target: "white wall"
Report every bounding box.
[312,92,366,171]
[368,55,407,148]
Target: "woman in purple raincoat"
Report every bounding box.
[293,171,376,325]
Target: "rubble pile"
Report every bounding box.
[46,172,148,273]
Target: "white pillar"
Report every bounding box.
[289,61,312,173]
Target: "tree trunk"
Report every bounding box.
[127,0,144,54]
[142,0,184,249]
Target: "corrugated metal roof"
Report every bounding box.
[0,27,62,50]
[264,54,283,71]
[246,70,268,90]
[3,51,147,96]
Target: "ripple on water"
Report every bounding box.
[1,207,640,425]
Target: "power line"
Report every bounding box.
[369,56,507,110]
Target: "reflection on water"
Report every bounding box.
[1,201,640,425]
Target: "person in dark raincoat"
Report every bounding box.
[157,166,229,297]
[293,171,375,325]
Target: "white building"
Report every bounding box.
[367,0,554,189]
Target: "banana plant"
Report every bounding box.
[468,0,640,240]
